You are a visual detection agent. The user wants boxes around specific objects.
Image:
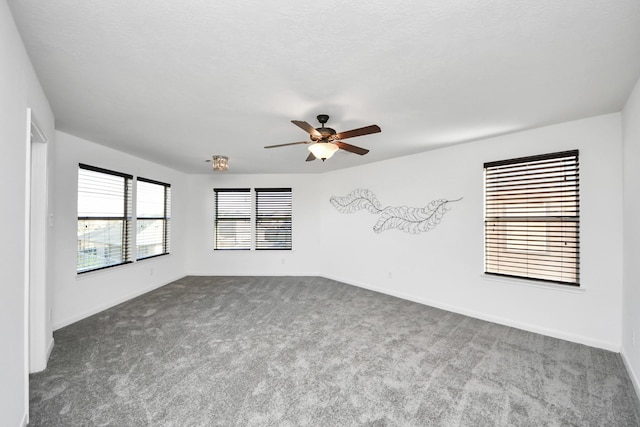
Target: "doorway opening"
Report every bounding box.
[28,110,50,373]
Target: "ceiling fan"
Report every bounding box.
[264,114,381,161]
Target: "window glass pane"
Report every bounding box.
[215,219,251,249]
[137,180,165,217]
[137,219,166,259]
[78,168,126,217]
[78,219,127,272]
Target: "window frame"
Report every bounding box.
[214,188,252,250]
[484,150,580,286]
[136,177,171,260]
[255,188,292,251]
[77,163,133,274]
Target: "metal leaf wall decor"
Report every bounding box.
[330,188,462,234]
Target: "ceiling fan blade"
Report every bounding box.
[306,152,316,162]
[292,120,321,138]
[335,141,370,155]
[264,141,309,149]
[335,125,381,140]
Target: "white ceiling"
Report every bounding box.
[8,0,640,174]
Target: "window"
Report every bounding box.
[77,164,132,273]
[214,187,293,250]
[255,188,292,250]
[214,188,251,250]
[136,178,171,260]
[484,150,580,285]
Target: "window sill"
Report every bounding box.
[136,253,171,262]
[213,248,293,252]
[481,273,585,294]
[76,261,133,279]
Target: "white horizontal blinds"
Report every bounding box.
[77,164,133,273]
[136,178,171,260]
[214,188,251,250]
[255,188,292,250]
[484,150,580,286]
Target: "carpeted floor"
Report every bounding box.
[30,276,640,426]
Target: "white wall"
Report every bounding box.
[622,76,640,392]
[320,114,624,351]
[0,0,55,424]
[50,132,188,329]
[186,173,322,276]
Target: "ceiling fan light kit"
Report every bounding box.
[308,142,339,161]
[212,155,229,171]
[264,114,381,162]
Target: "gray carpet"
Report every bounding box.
[30,276,640,426]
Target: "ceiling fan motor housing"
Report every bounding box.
[312,114,336,141]
[312,127,337,141]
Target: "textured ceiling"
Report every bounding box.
[8,0,640,174]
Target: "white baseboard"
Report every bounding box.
[187,272,321,277]
[46,336,54,360]
[30,336,56,373]
[324,274,620,352]
[621,348,640,401]
[53,275,185,330]
[21,412,28,427]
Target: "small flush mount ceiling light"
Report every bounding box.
[308,142,338,161]
[211,155,229,172]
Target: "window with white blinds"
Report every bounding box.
[136,178,171,260]
[214,189,251,250]
[255,188,292,250]
[484,150,580,286]
[77,164,133,273]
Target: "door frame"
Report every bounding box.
[27,109,50,373]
